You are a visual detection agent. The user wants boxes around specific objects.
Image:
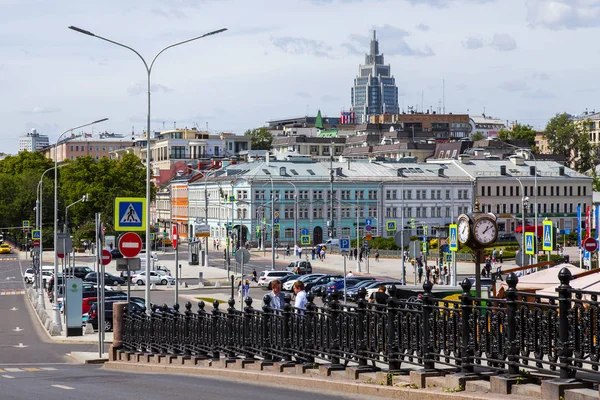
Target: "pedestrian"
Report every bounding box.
[443,265,448,285]
[243,279,250,298]
[499,249,503,263]
[418,265,423,283]
[348,249,353,261]
[496,264,503,281]
[320,248,326,261]
[293,280,307,312]
[213,240,216,250]
[216,239,220,250]
[311,247,316,260]
[346,270,354,278]
[368,286,389,306]
[354,248,358,260]
[375,251,380,262]
[359,250,363,263]
[252,269,257,283]
[237,280,243,302]
[263,279,285,310]
[298,247,302,259]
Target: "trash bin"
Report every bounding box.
[200,250,205,266]
[191,253,198,265]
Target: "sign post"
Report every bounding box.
[448,223,458,286]
[340,236,350,302]
[118,232,143,258]
[173,225,179,304]
[542,220,554,262]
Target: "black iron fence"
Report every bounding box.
[120,267,600,382]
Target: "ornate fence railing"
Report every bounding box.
[119,268,600,382]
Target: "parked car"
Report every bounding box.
[23,268,35,284]
[63,266,94,280]
[87,298,145,332]
[467,277,494,288]
[81,292,131,314]
[257,270,294,289]
[305,275,343,293]
[321,276,376,295]
[346,279,386,301]
[0,244,11,254]
[364,280,405,299]
[110,248,123,259]
[318,238,340,248]
[130,270,175,286]
[282,273,326,291]
[285,260,313,275]
[83,272,126,286]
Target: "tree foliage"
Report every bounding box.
[244,127,273,150]
[497,123,537,146]
[545,113,598,172]
[471,131,485,141]
[0,152,151,245]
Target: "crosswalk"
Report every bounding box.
[0,290,25,296]
[0,258,18,261]
[0,367,57,373]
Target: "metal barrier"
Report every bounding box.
[120,267,600,383]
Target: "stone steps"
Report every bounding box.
[512,383,542,399]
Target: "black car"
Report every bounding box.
[110,248,123,259]
[84,272,126,286]
[304,275,343,292]
[63,266,94,280]
[87,297,145,332]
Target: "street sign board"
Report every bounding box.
[365,233,373,241]
[22,220,29,232]
[340,236,350,250]
[543,220,554,251]
[301,228,309,236]
[393,230,410,248]
[229,195,235,202]
[273,224,280,231]
[410,218,415,228]
[365,225,372,232]
[114,197,146,231]
[448,224,458,252]
[235,248,251,264]
[583,237,597,252]
[116,257,141,272]
[525,232,535,255]
[101,249,112,265]
[56,233,72,258]
[300,235,310,245]
[386,220,396,232]
[149,233,155,241]
[33,240,40,247]
[274,212,279,218]
[172,225,178,249]
[32,230,41,240]
[365,218,373,226]
[118,232,143,258]
[274,217,280,223]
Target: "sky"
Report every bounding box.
[2,0,600,154]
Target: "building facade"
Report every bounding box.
[44,133,131,162]
[19,129,50,152]
[351,31,399,123]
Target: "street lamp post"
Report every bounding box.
[64,194,89,272]
[516,178,528,267]
[69,25,226,313]
[52,119,107,332]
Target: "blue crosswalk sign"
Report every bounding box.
[542,220,553,251]
[525,232,534,255]
[115,197,146,231]
[448,224,458,252]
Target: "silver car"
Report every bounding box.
[131,271,175,285]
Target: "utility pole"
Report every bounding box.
[329,142,334,239]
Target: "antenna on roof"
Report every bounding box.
[442,78,446,114]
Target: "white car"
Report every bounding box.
[131,270,175,286]
[23,268,35,284]
[257,270,293,289]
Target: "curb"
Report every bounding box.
[104,361,488,400]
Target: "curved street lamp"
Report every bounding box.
[69,25,227,313]
[53,118,108,332]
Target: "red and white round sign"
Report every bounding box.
[172,225,178,250]
[118,232,143,258]
[101,249,112,265]
[583,237,597,252]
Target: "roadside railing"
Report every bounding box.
[119,267,600,384]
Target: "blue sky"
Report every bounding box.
[1,0,599,153]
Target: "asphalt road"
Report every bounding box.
[0,363,367,400]
[0,254,101,365]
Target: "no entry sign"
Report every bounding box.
[583,237,598,252]
[172,225,178,250]
[118,232,143,258]
[101,249,112,265]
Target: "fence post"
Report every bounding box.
[305,293,316,364]
[421,279,435,370]
[557,267,574,379]
[460,278,474,373]
[356,287,367,367]
[505,273,519,375]
[262,295,273,361]
[329,290,341,365]
[282,294,293,362]
[184,302,192,357]
[211,300,220,360]
[387,285,400,371]
[226,298,237,359]
[243,297,254,359]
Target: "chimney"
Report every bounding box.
[530,166,536,176]
[266,152,270,167]
[500,165,506,175]
[347,159,351,170]
[279,166,286,176]
[559,166,565,176]
[458,154,471,164]
[438,168,444,177]
[509,155,524,166]
[336,167,343,176]
[397,168,406,177]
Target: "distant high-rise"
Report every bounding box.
[19,129,50,152]
[350,31,399,123]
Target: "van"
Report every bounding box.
[318,239,340,247]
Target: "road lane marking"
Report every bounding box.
[0,369,4,373]
[39,367,57,371]
[2,375,15,379]
[4,368,21,372]
[0,290,25,295]
[51,384,74,390]
[22,368,39,372]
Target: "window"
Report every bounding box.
[341,207,351,218]
[341,190,351,200]
[270,190,279,200]
[255,190,265,200]
[435,207,441,217]
[326,209,337,219]
[284,228,294,239]
[368,190,377,200]
[313,190,323,200]
[284,190,294,200]
[404,190,412,200]
[436,190,441,200]
[299,190,309,200]
[310,146,318,154]
[584,186,587,196]
[386,207,392,218]
[368,206,377,217]
[341,227,351,236]
[445,207,451,217]
[284,207,294,219]
[502,187,506,196]
[357,206,364,218]
[313,207,323,219]
[70,145,73,151]
[356,190,364,200]
[236,190,248,200]
[299,207,309,219]
[510,186,514,196]
[446,190,451,200]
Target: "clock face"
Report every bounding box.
[458,218,471,244]
[473,218,497,246]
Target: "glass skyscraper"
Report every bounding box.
[350,31,399,123]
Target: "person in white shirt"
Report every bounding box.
[346,271,354,278]
[293,280,307,311]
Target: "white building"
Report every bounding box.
[19,129,50,152]
[469,115,506,139]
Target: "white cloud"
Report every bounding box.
[489,33,517,51]
[463,36,484,49]
[271,37,333,58]
[343,25,434,57]
[526,0,600,30]
[27,106,61,114]
[499,80,529,92]
[128,83,174,96]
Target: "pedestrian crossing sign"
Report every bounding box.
[114,197,147,231]
[525,232,535,255]
[542,220,553,251]
[386,220,397,232]
[448,224,458,252]
[301,235,310,245]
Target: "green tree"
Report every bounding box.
[497,124,536,146]
[244,127,272,150]
[544,113,597,171]
[471,131,485,141]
